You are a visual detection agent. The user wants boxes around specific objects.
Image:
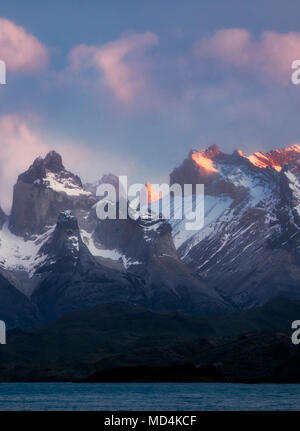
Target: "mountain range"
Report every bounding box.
[1,144,300,328]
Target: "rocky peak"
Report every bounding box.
[171,144,300,196]
[233,149,245,157]
[170,145,222,189]
[93,210,178,267]
[242,144,300,172]
[85,174,120,198]
[18,151,82,187]
[37,211,82,273]
[19,156,46,184]
[56,210,79,232]
[9,151,94,237]
[189,144,221,159]
[44,151,65,173]
[19,151,65,184]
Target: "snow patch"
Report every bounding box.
[80,229,141,268]
[45,172,91,197]
[0,223,55,277]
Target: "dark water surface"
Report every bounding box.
[0,383,298,410]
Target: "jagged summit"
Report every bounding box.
[18,156,46,184]
[171,144,300,192]
[19,151,64,184]
[233,149,246,157]
[244,144,300,172]
[9,150,94,237]
[43,151,65,173]
[188,145,222,173]
[188,143,300,174]
[19,150,83,189]
[36,210,82,274]
[189,144,221,157]
[170,145,222,188]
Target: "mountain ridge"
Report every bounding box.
[0,145,300,327]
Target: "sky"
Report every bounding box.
[1,0,300,210]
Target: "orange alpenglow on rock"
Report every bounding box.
[190,143,300,176]
[191,152,218,173]
[239,144,300,172]
[191,144,220,174]
[247,152,282,172]
[146,183,162,203]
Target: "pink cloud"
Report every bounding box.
[0,115,95,212]
[0,17,48,72]
[0,115,49,211]
[69,32,158,104]
[196,28,300,83]
[0,115,137,213]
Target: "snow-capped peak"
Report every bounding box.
[243,144,300,172]
[18,151,91,197]
[188,144,300,174]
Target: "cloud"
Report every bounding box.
[0,17,48,72]
[195,28,300,83]
[54,139,136,185]
[0,114,137,213]
[0,115,49,211]
[69,32,158,104]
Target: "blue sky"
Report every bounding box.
[1,0,300,209]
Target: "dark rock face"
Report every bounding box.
[31,211,145,323]
[94,214,178,263]
[37,211,82,273]
[30,209,232,323]
[43,151,65,173]
[0,207,7,228]
[9,151,96,236]
[0,272,39,329]
[93,211,233,316]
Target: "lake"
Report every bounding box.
[0,383,299,410]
